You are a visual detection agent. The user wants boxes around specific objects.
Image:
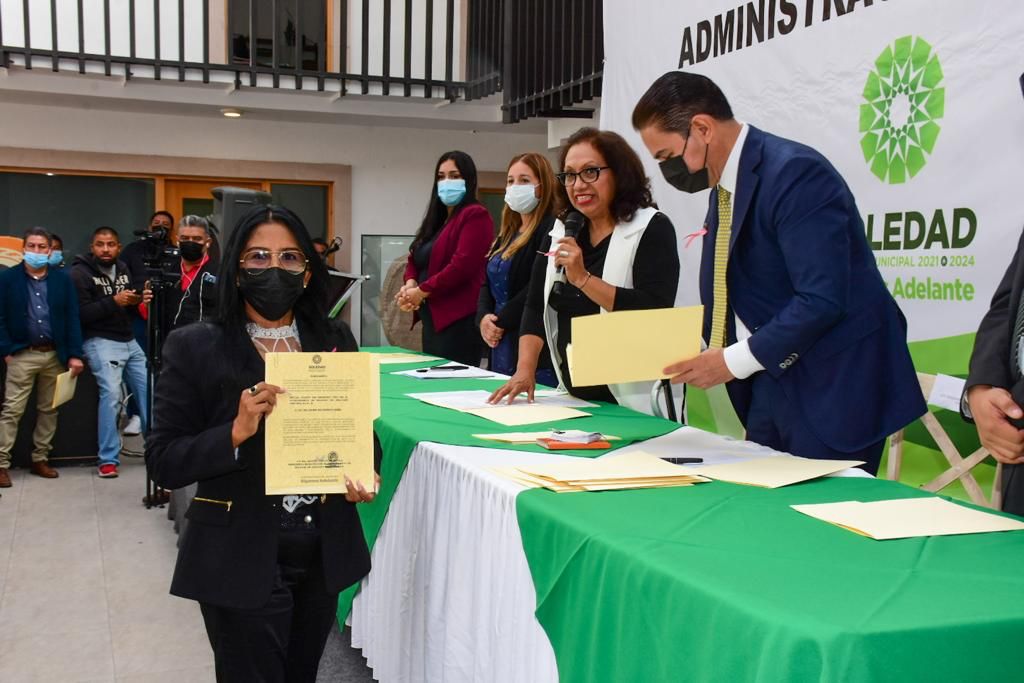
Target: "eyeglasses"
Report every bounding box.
[239,248,309,275]
[556,166,610,186]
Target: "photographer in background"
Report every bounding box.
[120,210,174,436]
[168,215,218,329]
[71,227,152,479]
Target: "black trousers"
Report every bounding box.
[200,530,338,683]
[1002,464,1024,516]
[420,305,482,367]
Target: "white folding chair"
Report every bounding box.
[887,372,1003,509]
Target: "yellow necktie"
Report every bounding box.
[709,186,732,349]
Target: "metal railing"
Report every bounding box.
[0,0,466,97]
[0,0,602,121]
[465,0,603,124]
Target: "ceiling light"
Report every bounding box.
[221,108,242,118]
[45,172,55,176]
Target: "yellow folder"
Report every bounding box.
[51,370,78,409]
[567,306,703,387]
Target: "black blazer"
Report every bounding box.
[966,228,1024,397]
[146,318,376,610]
[476,214,554,371]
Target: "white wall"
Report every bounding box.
[0,100,546,338]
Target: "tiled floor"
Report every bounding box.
[0,454,215,682]
[0,440,377,683]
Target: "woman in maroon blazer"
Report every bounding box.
[397,151,494,365]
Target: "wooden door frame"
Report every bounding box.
[0,153,348,288]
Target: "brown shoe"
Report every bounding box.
[30,461,59,479]
[0,468,10,487]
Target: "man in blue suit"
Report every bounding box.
[632,71,925,473]
[0,227,85,487]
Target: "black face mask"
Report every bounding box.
[179,241,205,262]
[238,267,306,321]
[659,129,710,193]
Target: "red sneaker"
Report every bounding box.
[97,464,119,478]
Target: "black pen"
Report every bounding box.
[663,457,704,465]
[415,364,469,372]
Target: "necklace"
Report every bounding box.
[246,320,299,339]
[246,320,301,355]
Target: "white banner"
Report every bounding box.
[601,0,1024,372]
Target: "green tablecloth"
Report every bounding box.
[516,475,1024,682]
[338,347,681,620]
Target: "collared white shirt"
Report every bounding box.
[715,123,766,380]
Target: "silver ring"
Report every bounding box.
[557,250,569,257]
[249,384,260,395]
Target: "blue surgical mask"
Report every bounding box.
[47,250,63,267]
[504,184,540,214]
[23,252,49,269]
[437,178,467,207]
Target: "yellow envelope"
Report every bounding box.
[689,455,864,488]
[463,405,589,426]
[51,370,77,409]
[791,497,1024,540]
[567,306,703,387]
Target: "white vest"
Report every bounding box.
[541,207,661,415]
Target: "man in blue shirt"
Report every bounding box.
[0,227,85,487]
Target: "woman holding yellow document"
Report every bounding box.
[489,128,680,413]
[147,205,380,683]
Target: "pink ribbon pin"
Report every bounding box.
[684,225,708,249]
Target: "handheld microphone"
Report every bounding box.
[557,211,584,275]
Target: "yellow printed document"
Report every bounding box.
[264,352,378,495]
[51,370,78,409]
[791,497,1024,540]
[689,455,864,488]
[567,306,703,387]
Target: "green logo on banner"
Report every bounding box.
[859,36,945,184]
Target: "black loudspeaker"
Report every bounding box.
[212,186,273,248]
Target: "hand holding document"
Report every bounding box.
[791,497,1024,540]
[493,450,710,492]
[264,352,378,495]
[51,370,78,409]
[688,455,864,488]
[567,306,703,387]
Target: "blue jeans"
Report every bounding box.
[126,316,148,418]
[83,337,149,466]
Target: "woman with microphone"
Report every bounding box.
[477,152,559,386]
[489,128,680,413]
[147,205,379,682]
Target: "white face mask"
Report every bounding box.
[504,184,540,214]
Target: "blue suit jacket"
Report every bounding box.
[0,264,84,366]
[700,126,926,452]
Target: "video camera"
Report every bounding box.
[132,227,180,283]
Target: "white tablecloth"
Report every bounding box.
[349,428,867,682]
